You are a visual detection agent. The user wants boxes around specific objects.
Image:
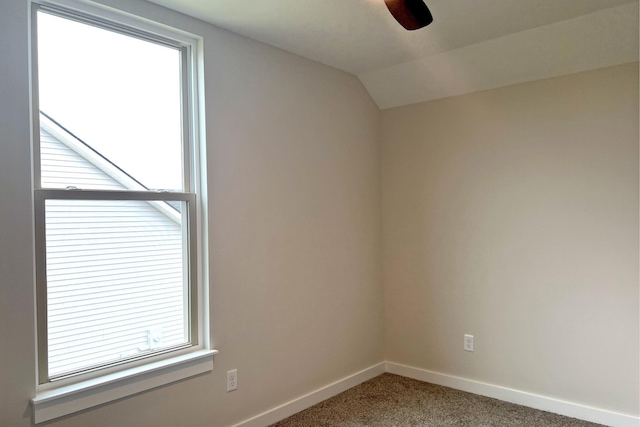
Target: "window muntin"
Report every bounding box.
[33,5,201,385]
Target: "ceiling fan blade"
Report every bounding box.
[385,0,433,30]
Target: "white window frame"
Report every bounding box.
[29,0,215,423]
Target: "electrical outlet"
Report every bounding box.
[227,369,237,392]
[464,334,474,352]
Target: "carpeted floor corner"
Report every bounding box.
[269,373,604,426]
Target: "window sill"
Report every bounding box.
[31,349,218,424]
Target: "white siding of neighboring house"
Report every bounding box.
[40,129,126,191]
[39,124,187,377]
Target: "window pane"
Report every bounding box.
[37,11,183,191]
[45,199,189,378]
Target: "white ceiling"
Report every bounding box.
[148,0,639,108]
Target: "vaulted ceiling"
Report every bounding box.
[148,0,639,108]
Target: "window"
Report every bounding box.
[31,1,213,423]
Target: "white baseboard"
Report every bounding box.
[229,361,638,427]
[230,362,386,427]
[386,362,639,427]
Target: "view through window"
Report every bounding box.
[35,9,198,382]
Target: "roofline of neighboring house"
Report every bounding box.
[39,112,181,224]
[40,111,149,191]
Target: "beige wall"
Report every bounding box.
[381,63,639,415]
[0,0,638,425]
[0,1,383,426]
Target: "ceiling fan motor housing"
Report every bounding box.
[385,0,434,30]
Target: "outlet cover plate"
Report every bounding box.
[464,334,474,352]
[227,369,237,392]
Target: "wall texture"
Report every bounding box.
[381,63,639,416]
[0,0,383,426]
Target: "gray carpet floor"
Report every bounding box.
[269,373,604,427]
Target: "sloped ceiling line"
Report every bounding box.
[147,0,639,109]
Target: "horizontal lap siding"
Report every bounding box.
[40,128,187,378]
[40,129,125,190]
